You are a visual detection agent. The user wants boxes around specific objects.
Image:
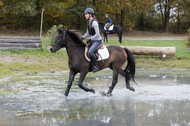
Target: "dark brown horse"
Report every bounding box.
[50,29,136,96]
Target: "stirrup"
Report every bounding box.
[92,66,99,73]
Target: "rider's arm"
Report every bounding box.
[108,17,112,23]
[91,21,101,41]
[82,29,90,39]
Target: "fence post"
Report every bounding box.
[40,8,44,38]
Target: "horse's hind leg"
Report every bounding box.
[125,77,135,92]
[107,69,119,94]
[78,71,95,94]
[64,70,77,96]
[119,69,135,92]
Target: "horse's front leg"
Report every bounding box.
[64,69,77,96]
[78,71,95,93]
[105,33,108,43]
[103,32,106,43]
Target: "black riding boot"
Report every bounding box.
[90,54,99,73]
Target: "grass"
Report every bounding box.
[0,47,69,78]
[0,39,189,79]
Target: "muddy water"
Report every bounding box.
[0,70,190,126]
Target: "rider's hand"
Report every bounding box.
[81,37,84,40]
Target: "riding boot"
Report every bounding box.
[90,54,99,72]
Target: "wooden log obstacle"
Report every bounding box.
[0,36,42,49]
[121,46,176,60]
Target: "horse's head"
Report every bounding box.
[50,29,66,53]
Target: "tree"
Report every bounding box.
[98,0,153,31]
[154,0,190,33]
[0,0,189,33]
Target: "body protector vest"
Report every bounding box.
[88,19,97,36]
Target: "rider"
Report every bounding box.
[81,8,102,72]
[105,14,112,33]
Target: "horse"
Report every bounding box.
[98,21,122,43]
[50,29,136,96]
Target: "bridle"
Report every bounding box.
[52,31,86,50]
[52,31,66,49]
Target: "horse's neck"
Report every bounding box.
[65,37,84,60]
[99,22,105,28]
[99,22,105,32]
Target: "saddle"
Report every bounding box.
[104,24,114,31]
[85,39,104,60]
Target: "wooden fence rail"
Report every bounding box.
[0,36,42,49]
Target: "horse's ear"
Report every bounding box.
[57,29,64,34]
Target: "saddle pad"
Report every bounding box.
[85,45,109,62]
[104,25,114,31]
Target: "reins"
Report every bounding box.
[52,30,86,49]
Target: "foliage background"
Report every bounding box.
[0,0,189,33]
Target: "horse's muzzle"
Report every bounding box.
[50,46,57,53]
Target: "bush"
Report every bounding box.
[44,25,65,47]
[187,28,190,46]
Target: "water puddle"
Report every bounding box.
[0,70,190,126]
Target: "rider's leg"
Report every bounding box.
[106,24,109,33]
[107,23,112,33]
[88,41,102,72]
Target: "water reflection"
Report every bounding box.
[0,70,190,126]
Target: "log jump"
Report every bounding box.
[0,36,42,49]
[121,46,176,60]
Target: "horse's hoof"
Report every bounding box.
[129,87,135,92]
[106,93,113,97]
[99,91,113,97]
[90,89,95,94]
[64,92,69,97]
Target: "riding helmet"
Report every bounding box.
[84,8,94,14]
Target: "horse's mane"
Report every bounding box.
[66,30,86,46]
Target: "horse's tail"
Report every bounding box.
[123,48,137,84]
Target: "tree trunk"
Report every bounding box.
[115,10,119,25]
[76,0,80,29]
[159,0,164,29]
[177,5,180,32]
[92,0,95,6]
[139,13,144,30]
[35,0,40,11]
[165,0,170,33]
[120,9,124,27]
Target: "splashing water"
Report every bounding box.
[0,70,190,126]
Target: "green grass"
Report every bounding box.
[0,39,189,79]
[0,46,69,78]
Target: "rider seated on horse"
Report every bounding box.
[81,8,103,73]
[105,14,112,33]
